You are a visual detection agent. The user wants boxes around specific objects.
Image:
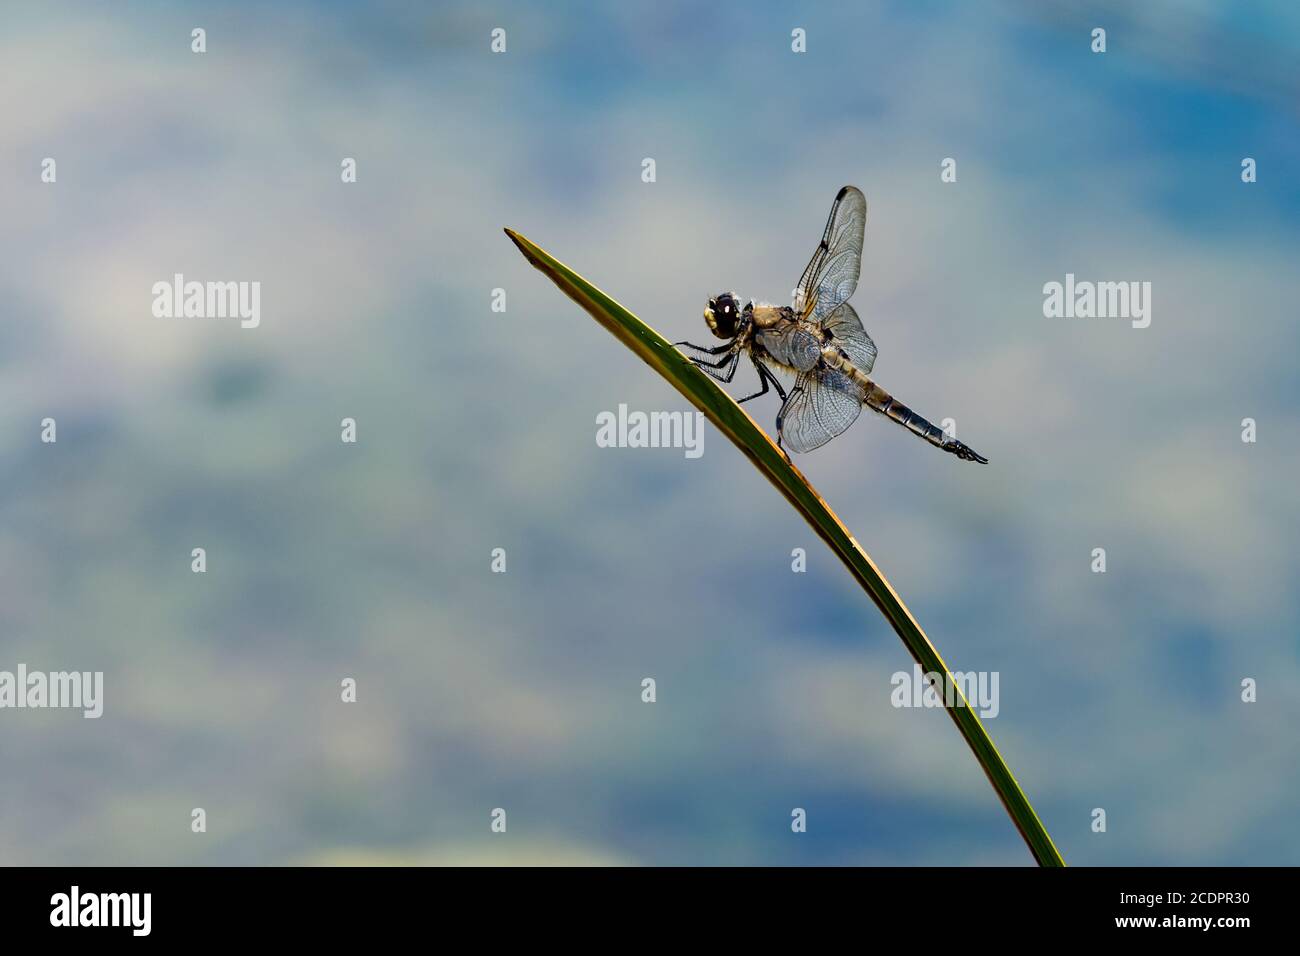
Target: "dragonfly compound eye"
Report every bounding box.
[706,293,739,338]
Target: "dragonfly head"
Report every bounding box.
[704,292,743,339]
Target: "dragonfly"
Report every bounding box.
[675,185,987,463]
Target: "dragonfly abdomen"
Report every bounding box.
[821,346,987,463]
[820,344,870,389]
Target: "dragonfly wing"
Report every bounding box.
[793,186,866,321]
[822,301,876,374]
[778,369,865,454]
[755,324,822,371]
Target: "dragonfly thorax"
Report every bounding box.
[704,292,750,339]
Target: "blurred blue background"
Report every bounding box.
[1,0,1298,865]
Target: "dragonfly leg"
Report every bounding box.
[738,357,786,404]
[736,372,769,404]
[694,349,740,383]
[774,384,804,453]
[687,350,738,370]
[674,339,733,356]
[760,360,788,402]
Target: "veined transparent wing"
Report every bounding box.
[755,323,822,371]
[823,301,876,374]
[778,368,865,454]
[793,186,866,321]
